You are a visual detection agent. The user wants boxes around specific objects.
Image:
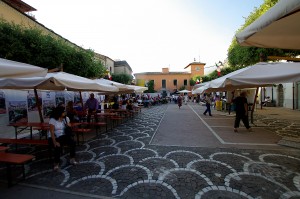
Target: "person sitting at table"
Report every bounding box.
[132,98,139,108]
[126,100,134,112]
[66,101,79,122]
[48,106,77,171]
[262,96,271,106]
[112,96,119,110]
[84,93,99,122]
[121,95,127,110]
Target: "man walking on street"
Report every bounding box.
[233,92,252,132]
[203,94,212,116]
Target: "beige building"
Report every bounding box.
[95,53,115,74]
[134,62,205,95]
[114,60,133,75]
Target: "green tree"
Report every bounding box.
[179,85,185,91]
[111,73,133,84]
[190,78,196,86]
[0,20,106,78]
[144,80,156,93]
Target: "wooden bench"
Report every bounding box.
[80,122,107,136]
[0,138,48,146]
[0,138,49,156]
[110,116,123,129]
[72,128,92,145]
[33,126,50,140]
[0,152,35,187]
[0,146,9,152]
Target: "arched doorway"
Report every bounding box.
[277,84,284,107]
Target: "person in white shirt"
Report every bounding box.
[48,106,77,171]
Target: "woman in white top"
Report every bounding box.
[48,106,77,171]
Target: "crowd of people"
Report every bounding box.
[48,91,254,171]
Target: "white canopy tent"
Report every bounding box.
[0,72,119,92]
[178,89,191,93]
[192,82,210,94]
[0,58,48,78]
[236,0,300,49]
[0,72,119,122]
[226,62,300,86]
[126,85,148,93]
[94,78,134,94]
[195,62,300,123]
[193,82,208,89]
[199,62,300,92]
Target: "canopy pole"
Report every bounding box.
[34,89,44,123]
[250,87,259,124]
[293,82,295,110]
[79,91,84,110]
[260,87,263,110]
[271,86,274,103]
[229,90,235,115]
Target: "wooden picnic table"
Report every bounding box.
[8,122,82,140]
[8,122,50,139]
[0,152,35,187]
[0,146,9,152]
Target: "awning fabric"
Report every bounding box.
[0,72,119,92]
[94,78,133,93]
[196,62,300,92]
[236,0,300,49]
[0,58,48,78]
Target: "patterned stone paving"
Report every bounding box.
[254,115,300,138]
[1,104,300,199]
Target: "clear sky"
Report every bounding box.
[24,0,263,75]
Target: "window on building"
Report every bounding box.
[162,79,166,88]
[184,79,188,86]
[173,79,177,86]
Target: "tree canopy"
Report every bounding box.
[144,80,156,93]
[111,73,133,85]
[0,20,106,78]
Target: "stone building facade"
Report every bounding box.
[134,62,205,95]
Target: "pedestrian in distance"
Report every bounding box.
[177,95,183,109]
[233,92,252,132]
[184,94,188,105]
[203,93,212,116]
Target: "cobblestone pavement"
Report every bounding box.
[253,114,300,138]
[1,104,300,199]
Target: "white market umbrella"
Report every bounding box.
[94,78,134,93]
[178,89,191,93]
[0,72,119,92]
[0,58,48,78]
[202,62,300,92]
[126,85,148,93]
[0,72,119,122]
[192,83,210,94]
[236,0,300,49]
[193,82,207,89]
